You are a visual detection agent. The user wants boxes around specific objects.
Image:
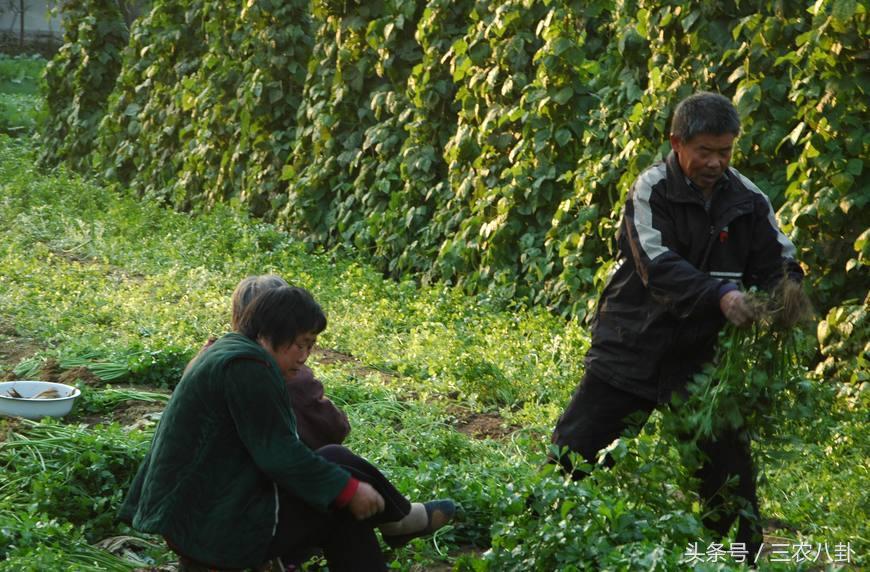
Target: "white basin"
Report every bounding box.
[0,380,81,419]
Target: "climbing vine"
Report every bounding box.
[38,0,127,170]
[40,0,867,347]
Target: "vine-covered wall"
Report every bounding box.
[39,0,868,378]
[37,0,127,170]
[93,0,313,212]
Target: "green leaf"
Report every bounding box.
[727,66,746,84]
[854,228,870,256]
[787,122,806,146]
[636,9,649,37]
[552,86,573,105]
[832,0,858,22]
[832,173,853,194]
[845,158,863,176]
[682,10,700,31]
[269,88,283,104]
[552,37,574,57]
[774,52,801,67]
[735,81,761,116]
[796,30,814,46]
[453,56,472,81]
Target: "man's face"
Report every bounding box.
[669,132,736,193]
[260,332,317,377]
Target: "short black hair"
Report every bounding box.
[670,91,740,142]
[236,286,327,348]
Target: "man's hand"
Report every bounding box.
[720,290,755,327]
[347,482,385,520]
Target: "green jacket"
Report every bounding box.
[119,333,351,568]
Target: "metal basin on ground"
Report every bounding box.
[0,380,81,419]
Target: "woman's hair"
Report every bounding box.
[231,274,289,330]
[236,286,327,348]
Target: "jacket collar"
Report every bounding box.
[664,151,751,210]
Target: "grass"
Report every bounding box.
[0,55,43,95]
[0,55,43,135]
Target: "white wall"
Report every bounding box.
[0,1,62,37]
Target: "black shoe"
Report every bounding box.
[382,500,456,548]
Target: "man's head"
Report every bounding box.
[669,92,741,194]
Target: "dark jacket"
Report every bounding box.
[287,365,351,450]
[585,152,803,403]
[119,333,352,568]
[190,340,351,449]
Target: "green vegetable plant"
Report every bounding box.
[0,420,150,542]
[666,283,817,449]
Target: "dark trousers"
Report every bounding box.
[267,445,412,571]
[551,370,762,552]
[319,444,412,525]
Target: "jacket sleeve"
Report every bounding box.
[733,171,804,290]
[223,358,351,511]
[621,165,723,318]
[286,366,351,450]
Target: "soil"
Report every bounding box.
[0,417,24,442]
[112,400,166,428]
[71,381,170,429]
[449,406,517,440]
[313,347,395,383]
[0,339,103,386]
[50,248,146,284]
[0,330,41,377]
[59,366,102,386]
[38,358,62,381]
[315,348,357,365]
[747,277,815,329]
[77,398,166,430]
[314,349,516,441]
[1,323,514,443]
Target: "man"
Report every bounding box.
[551,92,803,555]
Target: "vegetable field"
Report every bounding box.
[1,0,868,567]
[1,130,866,569]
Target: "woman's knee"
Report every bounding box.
[316,445,381,479]
[316,444,355,463]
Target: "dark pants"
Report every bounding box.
[267,445,412,571]
[551,370,762,552]
[319,444,412,525]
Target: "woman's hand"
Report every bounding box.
[348,482,385,520]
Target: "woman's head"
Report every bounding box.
[231,274,289,330]
[236,285,327,350]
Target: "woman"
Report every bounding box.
[120,286,448,570]
[228,276,453,552]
